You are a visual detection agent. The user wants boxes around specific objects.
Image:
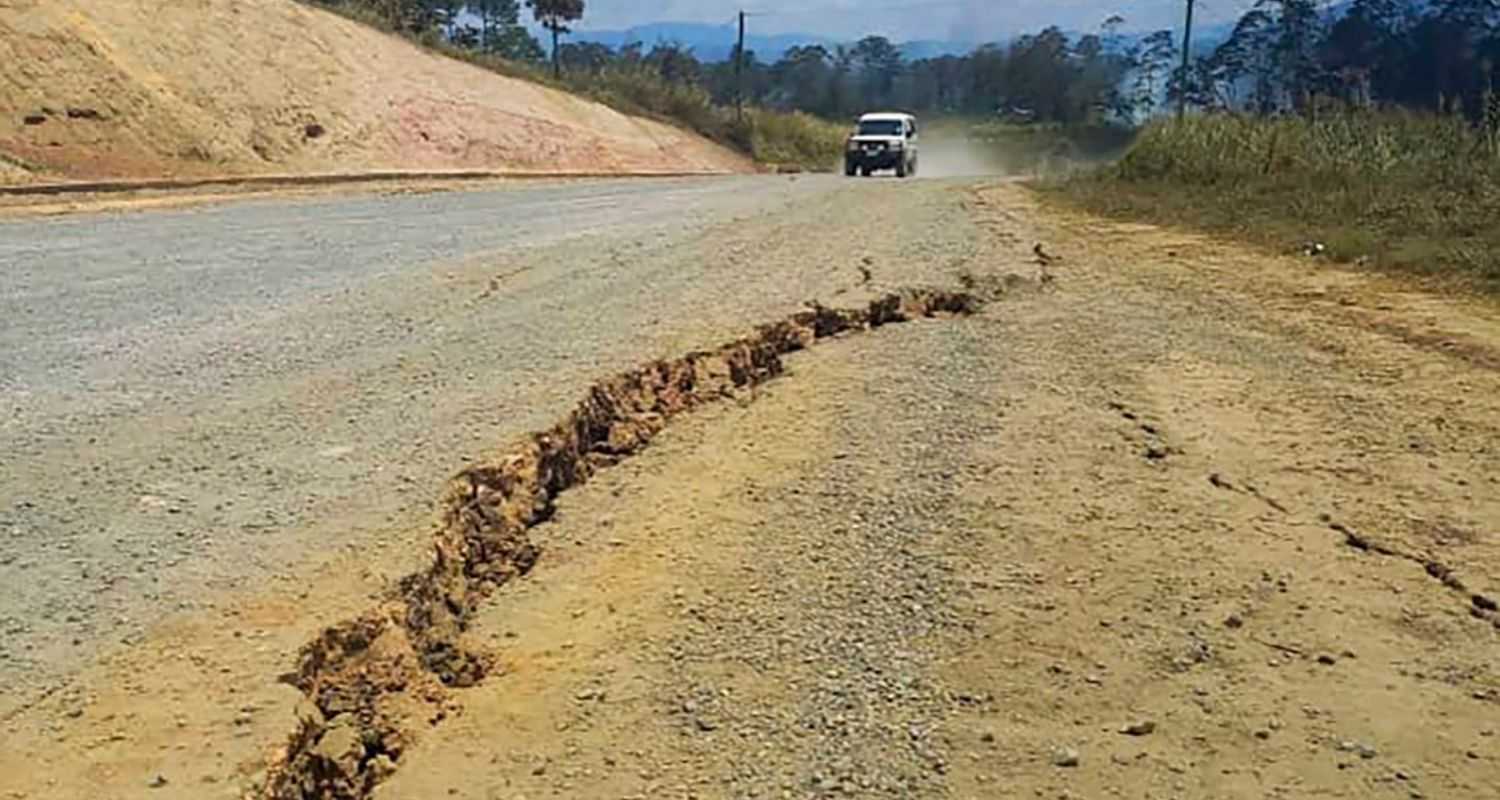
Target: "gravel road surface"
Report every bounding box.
[3,177,1498,800]
[377,187,1500,800]
[0,175,976,718]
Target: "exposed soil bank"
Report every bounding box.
[0,0,748,183]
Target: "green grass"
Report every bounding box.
[302,2,844,171]
[1046,111,1500,290]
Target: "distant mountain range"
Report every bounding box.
[567,8,1371,65]
[567,22,977,62]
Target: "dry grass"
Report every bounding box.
[496,62,846,172]
[1048,111,1500,290]
[742,111,848,171]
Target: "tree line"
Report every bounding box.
[1182,0,1499,120]
[311,0,1500,125]
[311,0,580,73]
[309,0,1150,123]
[566,27,1153,125]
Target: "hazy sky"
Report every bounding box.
[569,0,1256,42]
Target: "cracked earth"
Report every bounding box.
[3,179,1499,800]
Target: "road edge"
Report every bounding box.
[0,169,744,198]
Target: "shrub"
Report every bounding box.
[743,111,847,171]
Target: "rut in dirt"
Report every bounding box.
[261,288,983,800]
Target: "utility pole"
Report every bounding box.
[1177,0,1195,119]
[735,11,747,123]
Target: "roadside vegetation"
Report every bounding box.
[301,0,1152,172]
[1049,111,1500,288]
[441,44,848,170]
[1047,0,1500,290]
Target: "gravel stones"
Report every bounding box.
[1051,747,1081,767]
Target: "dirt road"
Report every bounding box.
[0,175,969,709]
[2,178,1499,800]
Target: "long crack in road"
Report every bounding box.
[0,175,970,709]
[2,177,1499,799]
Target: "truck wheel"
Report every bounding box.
[844,162,856,177]
[861,167,871,177]
[896,160,908,178]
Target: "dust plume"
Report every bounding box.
[915,120,1133,179]
[916,126,1024,178]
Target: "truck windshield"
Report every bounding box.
[857,120,904,136]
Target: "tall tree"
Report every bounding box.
[470,0,541,61]
[432,0,463,38]
[1210,8,1279,112]
[490,22,545,61]
[1257,0,1325,110]
[1006,27,1076,121]
[1134,30,1178,117]
[851,36,904,108]
[557,41,614,73]
[1322,0,1408,105]
[827,45,856,117]
[365,0,440,34]
[645,43,703,85]
[1165,0,1500,118]
[526,0,585,77]
[770,45,833,112]
[1101,14,1129,53]
[1071,33,1131,121]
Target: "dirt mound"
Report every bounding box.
[0,0,749,183]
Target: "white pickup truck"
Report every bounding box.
[844,112,919,178]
